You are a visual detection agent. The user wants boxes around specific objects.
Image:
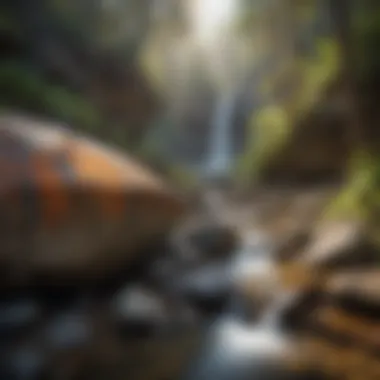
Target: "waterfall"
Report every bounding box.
[202,92,237,179]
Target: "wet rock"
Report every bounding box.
[279,289,323,332]
[45,310,92,351]
[93,282,202,380]
[171,219,239,263]
[0,346,47,380]
[145,256,179,288]
[308,304,380,354]
[0,296,41,342]
[300,220,375,268]
[173,261,232,316]
[120,328,202,380]
[110,284,169,339]
[325,269,380,317]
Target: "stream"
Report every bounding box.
[171,185,305,380]
[203,93,237,180]
[180,219,300,380]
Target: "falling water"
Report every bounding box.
[202,92,237,179]
[186,0,240,180]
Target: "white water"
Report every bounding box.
[182,232,296,380]
[186,0,240,180]
[203,93,236,178]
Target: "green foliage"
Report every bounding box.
[324,151,380,221]
[235,36,340,186]
[0,61,103,131]
[235,106,291,186]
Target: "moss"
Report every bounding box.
[324,151,380,221]
[235,37,340,187]
[0,61,103,131]
[235,105,291,186]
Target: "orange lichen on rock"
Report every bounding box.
[0,114,187,282]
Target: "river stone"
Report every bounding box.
[325,269,380,315]
[172,261,232,316]
[0,113,187,284]
[299,220,376,268]
[171,218,239,263]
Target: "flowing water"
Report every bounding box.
[202,93,237,179]
[181,228,297,380]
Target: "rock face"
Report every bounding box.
[0,113,187,284]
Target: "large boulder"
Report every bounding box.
[0,113,187,284]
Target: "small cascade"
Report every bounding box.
[203,93,237,179]
[181,231,297,380]
[258,291,298,330]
